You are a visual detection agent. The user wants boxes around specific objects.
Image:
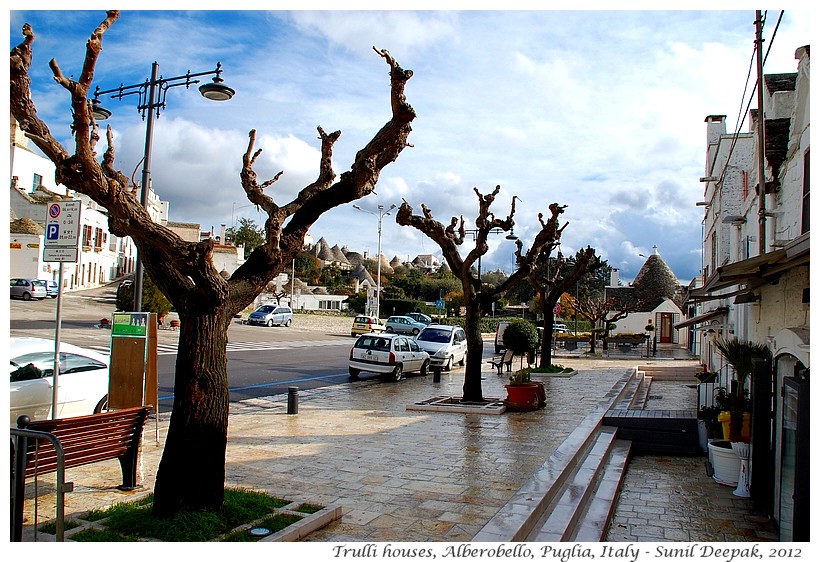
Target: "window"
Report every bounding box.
[82,224,93,247]
[32,173,43,191]
[742,171,749,200]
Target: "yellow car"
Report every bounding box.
[351,315,386,337]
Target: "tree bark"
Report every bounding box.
[152,311,231,515]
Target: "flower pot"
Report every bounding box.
[717,411,751,442]
[708,439,740,486]
[504,382,546,412]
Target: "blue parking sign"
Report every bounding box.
[46,223,60,240]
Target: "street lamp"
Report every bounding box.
[91,62,235,311]
[463,227,518,280]
[352,203,396,319]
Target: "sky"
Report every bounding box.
[7,3,812,285]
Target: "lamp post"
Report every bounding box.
[463,227,518,281]
[91,62,235,311]
[352,203,396,319]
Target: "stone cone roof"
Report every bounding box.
[10,217,44,235]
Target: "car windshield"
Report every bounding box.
[355,336,391,351]
[32,280,46,288]
[417,328,451,343]
[255,306,275,313]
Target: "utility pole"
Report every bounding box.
[755,10,768,254]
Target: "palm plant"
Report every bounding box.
[712,337,771,441]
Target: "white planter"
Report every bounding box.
[708,439,740,486]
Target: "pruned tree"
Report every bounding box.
[396,187,566,401]
[573,293,643,353]
[10,11,416,517]
[527,247,602,367]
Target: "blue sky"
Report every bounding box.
[8,4,811,284]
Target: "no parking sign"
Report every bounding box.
[44,200,81,262]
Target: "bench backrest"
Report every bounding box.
[18,406,152,479]
[503,349,514,363]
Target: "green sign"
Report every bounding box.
[112,313,149,337]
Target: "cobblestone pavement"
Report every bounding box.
[12,284,779,542]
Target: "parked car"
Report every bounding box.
[407,312,432,325]
[554,322,569,334]
[414,324,467,371]
[351,315,386,337]
[348,333,430,382]
[42,280,59,298]
[385,315,426,335]
[247,304,293,327]
[494,320,511,354]
[10,278,47,301]
[9,337,110,425]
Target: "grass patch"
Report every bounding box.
[70,488,306,542]
[39,518,81,534]
[525,364,574,374]
[295,503,324,514]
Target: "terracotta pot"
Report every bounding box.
[504,382,546,411]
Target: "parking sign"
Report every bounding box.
[44,200,81,262]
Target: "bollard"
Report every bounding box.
[287,386,299,414]
[432,367,441,383]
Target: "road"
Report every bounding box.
[9,284,469,410]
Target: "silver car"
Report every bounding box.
[348,333,430,382]
[414,324,468,371]
[247,304,293,327]
[10,278,47,301]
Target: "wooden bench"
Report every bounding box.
[488,349,514,375]
[14,406,153,490]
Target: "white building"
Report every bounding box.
[10,119,141,289]
[683,46,809,540]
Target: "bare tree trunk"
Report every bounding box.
[152,311,231,516]
[462,302,485,401]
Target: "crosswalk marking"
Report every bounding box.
[87,338,352,356]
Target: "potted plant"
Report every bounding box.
[502,319,545,411]
[712,337,770,443]
[712,337,771,496]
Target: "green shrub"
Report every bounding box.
[502,318,539,354]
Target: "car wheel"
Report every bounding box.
[94,394,109,414]
[444,356,453,371]
[386,326,394,332]
[459,354,466,367]
[22,292,32,301]
[419,359,430,377]
[266,319,274,327]
[284,318,292,327]
[411,328,419,335]
[390,364,403,382]
[348,367,360,380]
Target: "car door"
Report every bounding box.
[395,337,415,370]
[10,351,57,423]
[408,339,426,371]
[453,328,468,362]
[58,352,108,417]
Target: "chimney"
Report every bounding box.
[220,224,227,245]
[609,268,619,288]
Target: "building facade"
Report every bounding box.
[683,46,809,540]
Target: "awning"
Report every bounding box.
[674,307,729,329]
[693,238,809,297]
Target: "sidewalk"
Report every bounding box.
[16,356,778,542]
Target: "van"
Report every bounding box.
[247,304,293,327]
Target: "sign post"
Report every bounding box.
[43,201,81,420]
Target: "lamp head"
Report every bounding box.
[199,63,235,101]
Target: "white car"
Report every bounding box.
[348,333,430,382]
[9,337,110,426]
[414,324,467,371]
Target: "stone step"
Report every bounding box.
[529,427,628,541]
[573,439,632,541]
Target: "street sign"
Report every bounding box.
[43,246,79,262]
[436,299,445,309]
[44,200,81,263]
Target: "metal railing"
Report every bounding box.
[10,428,70,542]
